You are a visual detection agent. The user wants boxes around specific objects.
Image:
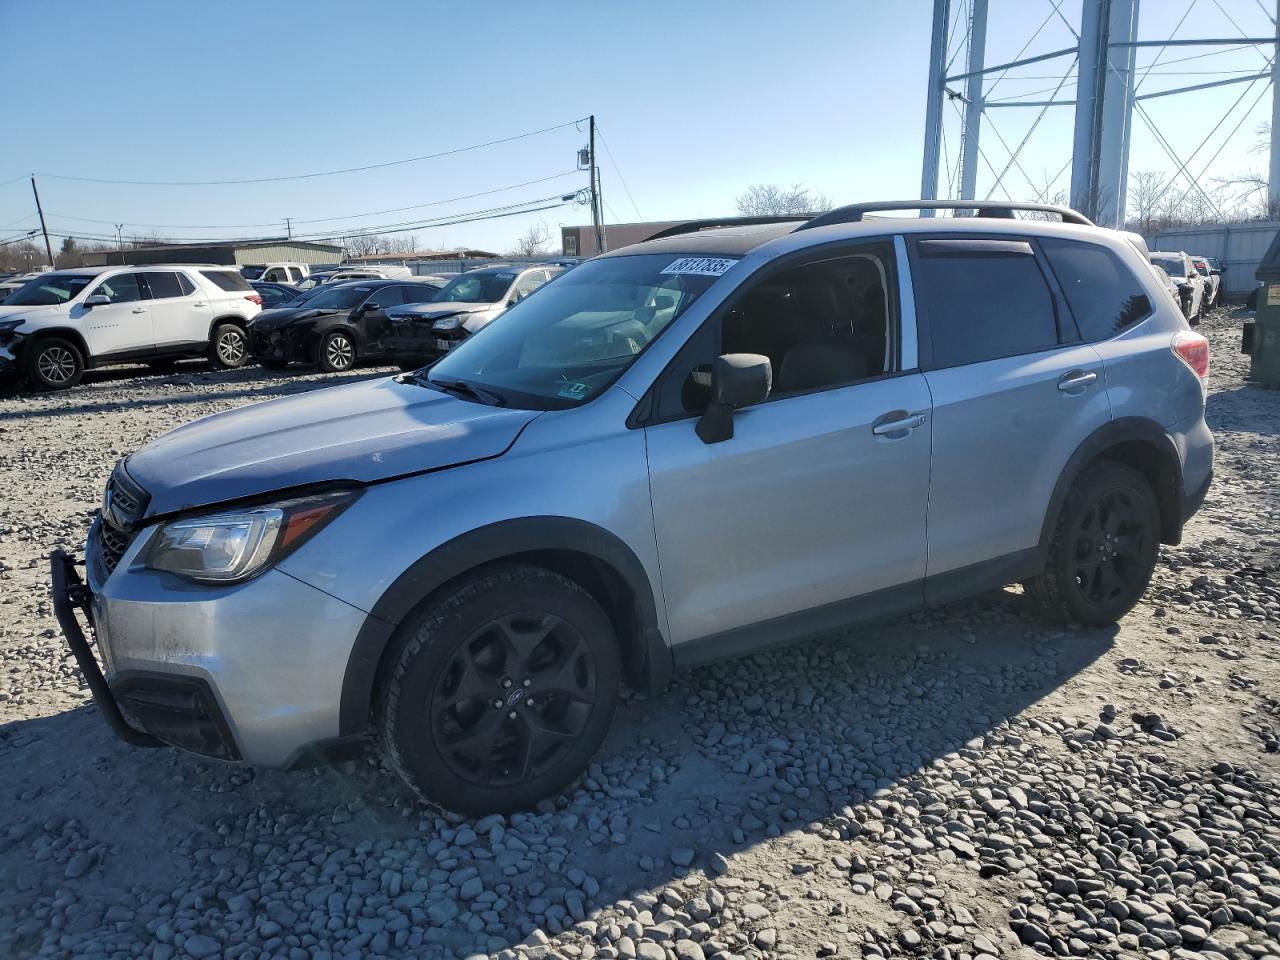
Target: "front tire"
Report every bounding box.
[24,337,84,390]
[317,330,356,372]
[1026,462,1160,626]
[208,323,248,369]
[380,564,621,814]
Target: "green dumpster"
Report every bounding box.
[1243,229,1280,388]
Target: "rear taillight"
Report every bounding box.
[246,294,263,306]
[1172,330,1209,379]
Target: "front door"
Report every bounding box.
[82,272,153,357]
[643,242,933,647]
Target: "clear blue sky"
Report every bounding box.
[1,0,1275,255]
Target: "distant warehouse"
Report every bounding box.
[78,240,344,268]
[561,221,684,258]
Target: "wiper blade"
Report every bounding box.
[426,376,507,406]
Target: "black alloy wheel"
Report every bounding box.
[1026,461,1160,626]
[430,612,597,789]
[380,564,620,814]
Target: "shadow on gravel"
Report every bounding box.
[0,589,1115,958]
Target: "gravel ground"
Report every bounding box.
[0,307,1277,960]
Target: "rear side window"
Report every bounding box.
[143,271,184,299]
[913,239,1058,367]
[201,270,253,292]
[1041,238,1151,341]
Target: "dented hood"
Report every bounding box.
[126,375,540,517]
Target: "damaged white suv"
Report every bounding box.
[0,265,262,389]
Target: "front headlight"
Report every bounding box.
[143,489,359,583]
[432,315,462,332]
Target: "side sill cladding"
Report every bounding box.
[337,517,668,736]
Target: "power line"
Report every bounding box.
[593,125,643,221]
[42,170,581,233]
[32,118,588,187]
[45,194,579,247]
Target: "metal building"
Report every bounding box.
[78,240,343,268]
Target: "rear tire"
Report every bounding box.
[208,323,247,369]
[24,337,84,390]
[380,564,620,814]
[317,330,356,373]
[1026,461,1160,627]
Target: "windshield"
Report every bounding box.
[1152,256,1184,277]
[435,270,515,304]
[4,273,95,306]
[427,253,727,409]
[300,284,372,310]
[241,266,266,280]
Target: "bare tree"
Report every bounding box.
[1127,170,1169,234]
[734,183,831,217]
[508,221,551,258]
[0,240,50,273]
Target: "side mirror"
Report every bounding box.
[695,353,772,444]
[83,294,109,308]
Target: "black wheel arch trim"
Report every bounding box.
[1039,416,1186,552]
[338,516,669,736]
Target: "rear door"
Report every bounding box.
[908,235,1111,600]
[143,270,207,349]
[81,272,153,357]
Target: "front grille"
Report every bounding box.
[97,522,134,576]
[97,462,149,576]
[104,462,148,529]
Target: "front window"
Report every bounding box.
[4,273,95,306]
[426,253,725,409]
[90,273,145,304]
[435,271,516,304]
[302,284,373,310]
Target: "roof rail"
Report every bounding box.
[644,215,813,242]
[796,200,1095,231]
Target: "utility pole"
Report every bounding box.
[30,176,55,269]
[115,224,124,264]
[285,217,293,240]
[589,115,605,255]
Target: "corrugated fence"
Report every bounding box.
[1143,221,1279,298]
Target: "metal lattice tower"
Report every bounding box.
[920,0,1280,228]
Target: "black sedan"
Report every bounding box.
[247,278,442,372]
[250,281,303,309]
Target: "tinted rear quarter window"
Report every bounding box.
[201,270,253,292]
[1041,238,1151,341]
[176,273,196,296]
[913,239,1059,367]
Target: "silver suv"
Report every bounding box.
[53,202,1214,814]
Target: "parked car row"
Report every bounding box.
[1148,249,1224,323]
[0,260,568,389]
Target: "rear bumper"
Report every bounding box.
[1182,467,1212,524]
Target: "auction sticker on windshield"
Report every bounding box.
[660,257,738,277]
